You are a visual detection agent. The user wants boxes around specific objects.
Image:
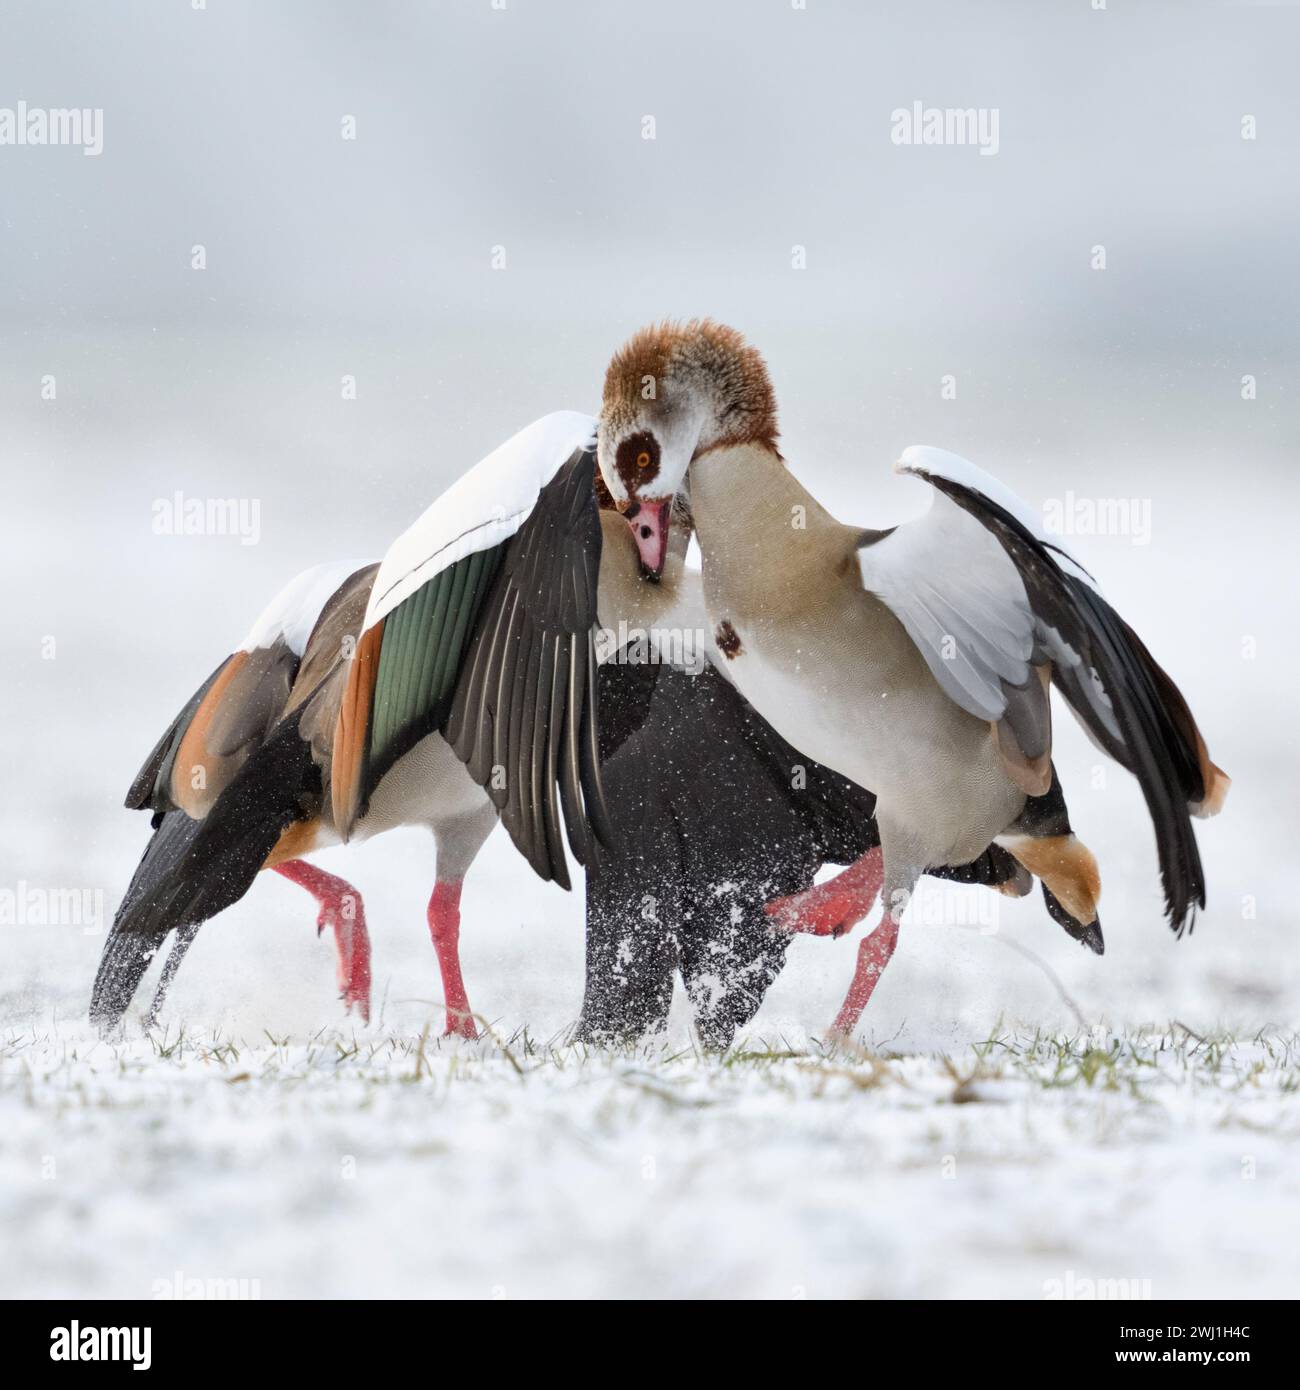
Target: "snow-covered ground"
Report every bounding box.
[3,1020,1297,1300]
[3,325,1297,1298]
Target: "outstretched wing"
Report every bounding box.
[857,444,1227,933]
[331,411,612,889]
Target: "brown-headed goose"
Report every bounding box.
[93,412,612,1036]
[584,488,1044,1044]
[595,320,1229,1036]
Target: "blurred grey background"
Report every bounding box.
[2,0,1297,1038]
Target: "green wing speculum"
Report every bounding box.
[365,544,502,793]
[342,446,611,889]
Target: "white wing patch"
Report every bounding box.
[856,489,1035,722]
[364,410,598,630]
[897,445,1100,592]
[895,445,1120,740]
[240,558,375,656]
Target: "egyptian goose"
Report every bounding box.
[92,412,612,1036]
[580,493,1033,1046]
[595,320,1230,1036]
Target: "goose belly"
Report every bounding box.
[721,636,898,786]
[355,732,492,839]
[717,624,1021,863]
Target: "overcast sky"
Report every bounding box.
[2,0,1297,354]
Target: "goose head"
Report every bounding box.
[597,319,778,579]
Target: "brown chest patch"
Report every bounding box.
[715,619,743,660]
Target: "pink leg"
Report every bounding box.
[427,880,476,1040]
[830,915,900,1039]
[273,860,372,1023]
[765,847,885,938]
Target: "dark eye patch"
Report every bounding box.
[615,432,660,494]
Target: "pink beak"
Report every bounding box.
[626,496,672,580]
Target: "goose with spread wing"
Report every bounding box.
[580,494,1031,1046]
[595,320,1230,1037]
[91,412,611,1036]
